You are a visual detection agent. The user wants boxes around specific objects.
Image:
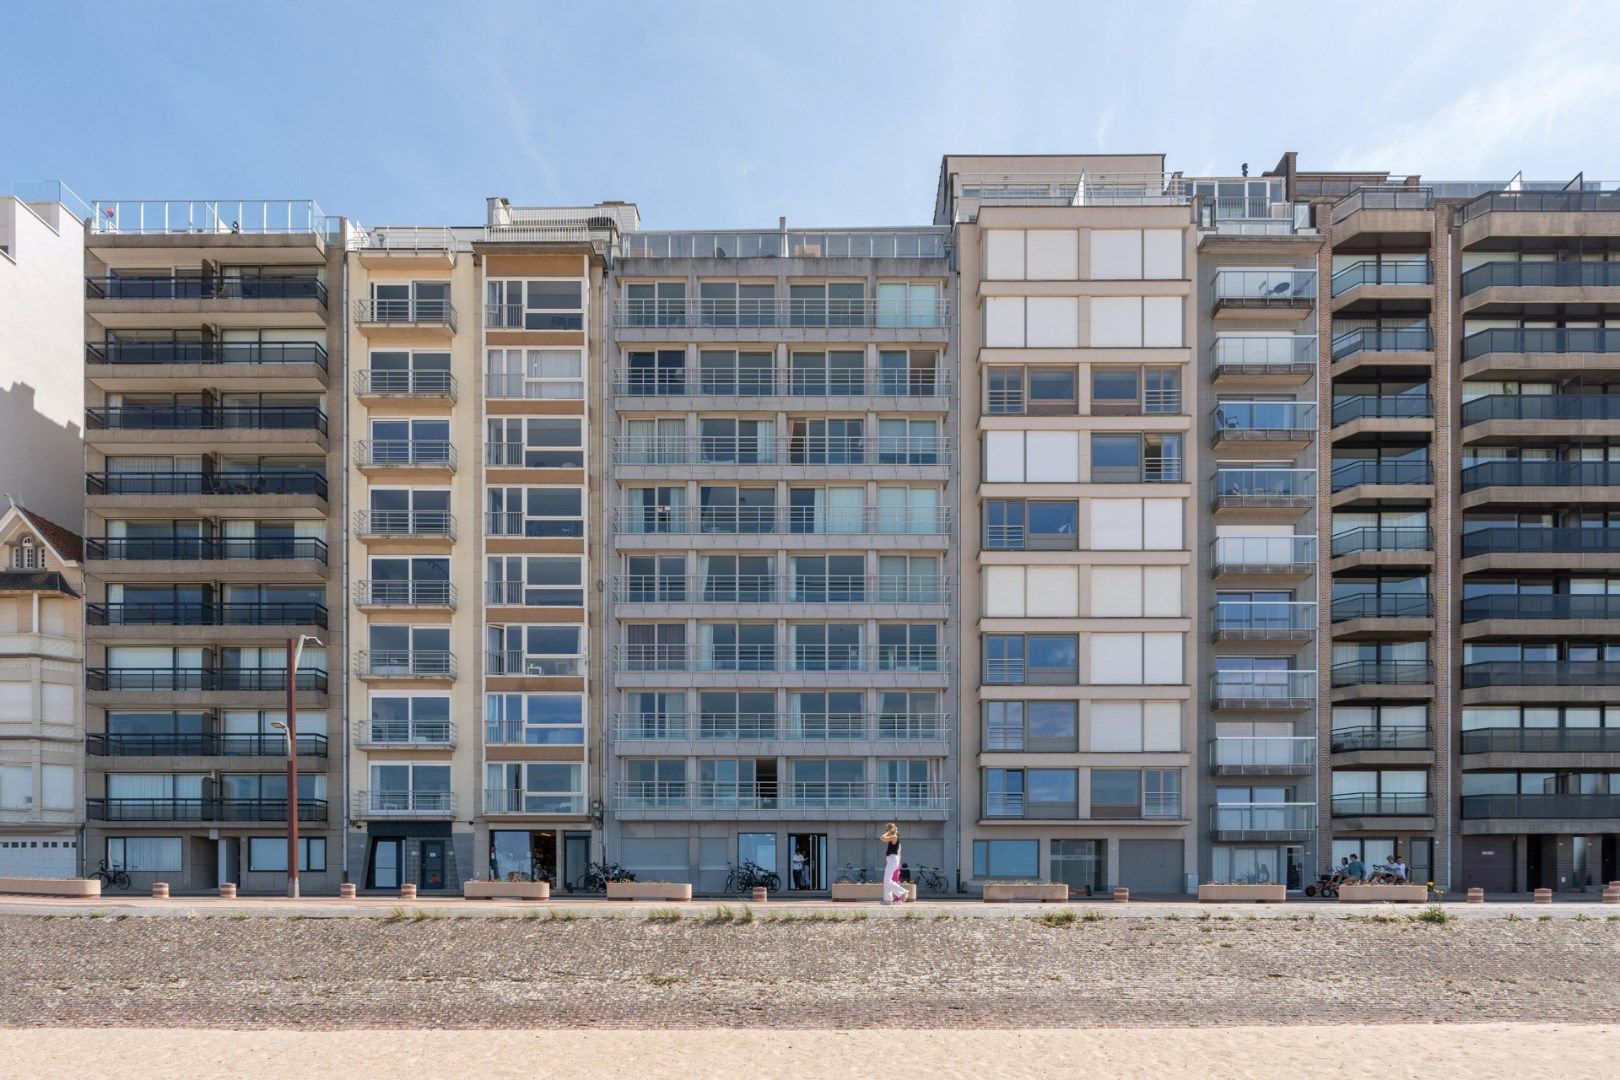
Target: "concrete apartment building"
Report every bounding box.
[943,155,1200,896]
[80,199,349,892]
[345,200,629,894]
[602,221,957,892]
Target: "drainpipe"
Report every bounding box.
[340,229,353,886]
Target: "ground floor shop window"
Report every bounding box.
[738,832,777,875]
[246,836,325,872]
[107,836,181,872]
[973,838,1038,879]
[1332,837,1431,885]
[1212,845,1303,888]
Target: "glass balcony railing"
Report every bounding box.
[1461,793,1620,820]
[1331,260,1432,295]
[1462,327,1620,360]
[1461,461,1620,491]
[88,798,328,822]
[1212,401,1316,433]
[1330,594,1433,621]
[1463,660,1620,688]
[1458,189,1620,223]
[85,667,327,692]
[1209,335,1317,373]
[85,471,327,498]
[609,436,950,467]
[1461,261,1620,294]
[1461,727,1620,754]
[614,367,947,398]
[1209,736,1316,772]
[86,274,327,304]
[1213,269,1316,302]
[87,602,327,627]
[1211,803,1315,836]
[85,341,328,369]
[1331,395,1433,424]
[1213,468,1315,501]
[85,732,327,757]
[1462,594,1620,622]
[1209,671,1316,704]
[610,297,950,329]
[1330,527,1432,557]
[611,505,951,536]
[1213,601,1316,635]
[1329,726,1432,752]
[1462,394,1620,424]
[1210,534,1316,571]
[1331,793,1432,817]
[1330,459,1432,490]
[1330,326,1432,360]
[1327,188,1435,223]
[1330,660,1432,687]
[1461,527,1620,558]
[84,537,328,562]
[86,405,326,434]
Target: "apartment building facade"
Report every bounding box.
[80,200,348,892]
[943,156,1201,896]
[601,223,957,892]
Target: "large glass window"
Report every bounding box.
[247,837,326,872]
[485,693,585,745]
[972,839,1039,879]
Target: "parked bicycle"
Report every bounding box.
[910,864,949,892]
[90,858,131,891]
[833,863,873,885]
[725,860,781,893]
[579,861,636,892]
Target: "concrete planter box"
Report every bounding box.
[1338,883,1429,904]
[830,881,917,902]
[464,880,550,901]
[0,876,100,898]
[1198,883,1286,904]
[983,882,1069,903]
[607,881,692,901]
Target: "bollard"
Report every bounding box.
[1466,887,1484,904]
[1112,886,1129,904]
[1533,888,1552,904]
[1601,886,1619,905]
[218,882,237,899]
[399,883,417,900]
[151,882,169,899]
[339,883,357,900]
[751,886,768,903]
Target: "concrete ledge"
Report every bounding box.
[607,881,692,901]
[0,876,100,898]
[464,880,550,901]
[1199,883,1286,903]
[982,882,1068,903]
[830,882,917,902]
[1338,884,1428,904]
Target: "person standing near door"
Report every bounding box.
[792,845,809,889]
[880,823,907,903]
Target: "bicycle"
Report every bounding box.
[725,860,781,893]
[579,861,635,892]
[833,863,872,885]
[911,864,949,892]
[90,858,131,891]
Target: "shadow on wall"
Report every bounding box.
[0,381,85,530]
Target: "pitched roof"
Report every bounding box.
[16,508,82,563]
[0,570,79,598]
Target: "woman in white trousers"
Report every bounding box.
[881,822,908,903]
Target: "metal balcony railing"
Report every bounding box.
[612,781,950,813]
[353,298,457,328]
[87,602,327,627]
[353,580,455,607]
[609,436,950,467]
[1461,261,1620,294]
[1331,793,1432,817]
[1328,188,1435,222]
[1091,457,1183,484]
[610,645,948,675]
[1461,460,1620,491]
[1210,671,1316,704]
[1330,660,1433,687]
[86,405,326,434]
[354,510,456,539]
[85,732,327,757]
[357,790,456,817]
[357,650,456,679]
[609,297,951,329]
[1209,736,1316,772]
[1462,394,1620,424]
[355,369,456,398]
[484,789,587,815]
[86,274,326,304]
[1330,527,1432,557]
[1210,534,1316,571]
[1330,459,1432,490]
[1209,335,1317,373]
[610,505,952,536]
[85,667,327,693]
[1332,395,1433,424]
[1458,189,1620,222]
[86,341,328,369]
[84,537,328,562]
[1331,260,1432,295]
[612,575,950,605]
[1461,526,1620,558]
[613,367,949,398]
[1212,268,1316,302]
[1329,726,1432,752]
[1461,727,1620,754]
[356,719,454,747]
[608,712,950,742]
[485,511,584,538]
[355,440,456,469]
[1331,326,1432,360]
[486,652,586,677]
[1214,601,1316,635]
[1461,793,1620,820]
[87,798,328,822]
[1213,467,1315,501]
[1462,327,1620,360]
[1210,803,1314,836]
[86,471,327,498]
[1330,594,1434,621]
[1462,593,1620,622]
[621,228,948,259]
[1462,660,1620,688]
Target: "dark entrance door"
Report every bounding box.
[420,840,446,889]
[368,839,402,889]
[1460,837,1513,893]
[1526,835,1552,891]
[788,833,828,890]
[563,831,591,892]
[1604,835,1618,886]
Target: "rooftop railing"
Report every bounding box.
[91,199,335,235]
[11,180,93,220]
[1327,188,1436,222]
[1458,188,1620,222]
[621,229,948,259]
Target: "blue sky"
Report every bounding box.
[6,0,1617,229]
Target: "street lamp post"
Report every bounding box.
[283,634,322,898]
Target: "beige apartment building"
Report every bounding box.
[942,155,1200,895]
[80,199,348,893]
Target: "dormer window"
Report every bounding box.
[11,535,40,569]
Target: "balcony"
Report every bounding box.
[85,471,327,500]
[1461,394,1620,438]
[1211,468,1315,513]
[1211,401,1315,449]
[1210,802,1314,842]
[610,646,949,677]
[1331,395,1433,427]
[352,298,457,331]
[1330,593,1434,621]
[1463,660,1620,689]
[356,790,457,818]
[1090,457,1183,484]
[486,652,587,677]
[1330,459,1432,493]
[1208,736,1315,775]
[609,436,951,469]
[1330,527,1433,560]
[85,405,327,439]
[354,580,455,610]
[1461,727,1620,756]
[354,510,456,540]
[1208,335,1317,384]
[86,273,327,306]
[612,781,951,818]
[85,340,329,372]
[90,198,333,236]
[1462,527,1620,567]
[1330,660,1432,688]
[611,505,952,540]
[87,602,327,628]
[355,719,455,749]
[84,537,328,563]
[1461,260,1620,300]
[86,667,328,693]
[1330,326,1433,367]
[1458,189,1620,247]
[611,367,949,402]
[1331,793,1432,818]
[1330,726,1433,753]
[621,228,948,260]
[1212,269,1316,318]
[1330,259,1432,301]
[1462,593,1620,625]
[85,732,327,757]
[607,297,951,334]
[608,712,950,744]
[612,575,951,607]
[1209,671,1316,710]
[354,440,456,471]
[1461,460,1620,496]
[1212,601,1315,642]
[1327,189,1435,240]
[1209,534,1315,576]
[355,369,457,400]
[984,791,1179,822]
[1462,328,1620,376]
[356,650,456,680]
[485,790,587,816]
[86,798,328,823]
[1461,792,1620,824]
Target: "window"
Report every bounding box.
[11,535,40,568]
[486,279,583,330]
[486,487,583,538]
[487,763,585,814]
[1092,367,1181,416]
[972,839,1039,879]
[1051,839,1104,893]
[366,694,450,745]
[487,555,584,606]
[365,349,450,394]
[487,417,584,468]
[1026,369,1078,415]
[983,701,1080,752]
[1144,769,1181,817]
[486,348,584,400]
[488,624,584,676]
[1091,433,1183,482]
[247,837,326,872]
[700,349,773,394]
[699,281,776,327]
[790,281,864,327]
[484,693,584,746]
[738,832,778,872]
[876,281,942,328]
[107,836,181,872]
[1090,770,1141,818]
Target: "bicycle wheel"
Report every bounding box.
[115,870,132,890]
[764,873,781,892]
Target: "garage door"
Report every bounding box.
[1118,839,1184,895]
[620,837,689,883]
[1460,837,1514,893]
[0,836,78,878]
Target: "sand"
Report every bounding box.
[1,1025,1613,1079]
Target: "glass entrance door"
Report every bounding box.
[370,839,401,889]
[420,840,446,889]
[788,833,828,890]
[563,831,591,893]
